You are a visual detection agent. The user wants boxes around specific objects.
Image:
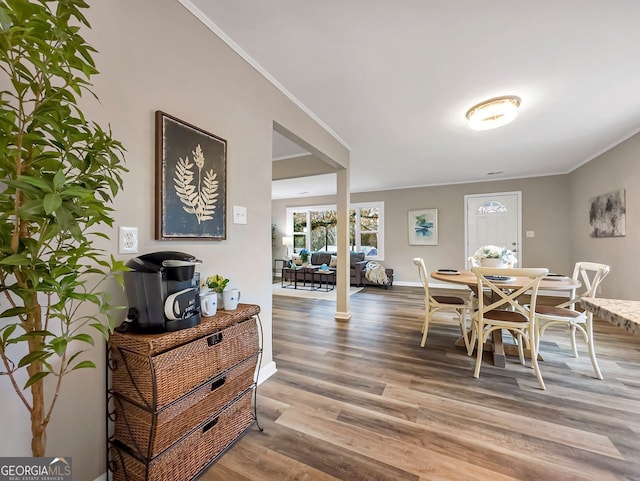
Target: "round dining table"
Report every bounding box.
[431,269,580,292]
[430,269,581,367]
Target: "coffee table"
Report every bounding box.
[314,269,336,292]
[281,266,317,290]
[281,266,336,291]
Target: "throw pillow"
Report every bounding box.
[349,252,365,267]
[329,255,338,267]
[292,256,302,266]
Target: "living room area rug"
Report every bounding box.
[272,282,363,301]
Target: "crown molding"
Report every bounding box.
[176,0,350,152]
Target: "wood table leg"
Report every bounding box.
[455,331,505,367]
[503,344,543,361]
[491,329,506,367]
[455,330,541,365]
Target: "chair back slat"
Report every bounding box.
[472,267,549,318]
[412,257,433,300]
[575,262,610,298]
[558,262,610,309]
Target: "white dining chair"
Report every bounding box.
[412,258,471,351]
[470,267,549,390]
[532,261,610,379]
[467,255,510,311]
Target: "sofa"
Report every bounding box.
[282,251,393,288]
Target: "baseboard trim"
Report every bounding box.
[257,360,277,385]
[391,280,419,287]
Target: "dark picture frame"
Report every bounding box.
[589,189,626,238]
[155,111,227,240]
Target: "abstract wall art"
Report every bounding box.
[589,189,626,238]
[408,208,438,245]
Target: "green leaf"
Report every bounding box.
[41,222,61,241]
[50,337,68,357]
[17,199,47,219]
[24,371,49,389]
[70,333,94,345]
[0,5,12,31]
[43,192,62,214]
[53,205,73,229]
[70,360,95,370]
[18,350,51,368]
[0,253,31,266]
[90,322,110,339]
[60,185,93,197]
[15,330,55,339]
[52,170,66,190]
[0,307,27,318]
[13,175,53,193]
[65,349,87,366]
[1,323,17,342]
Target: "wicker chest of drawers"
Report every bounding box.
[108,303,261,481]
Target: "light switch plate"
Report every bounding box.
[526,230,535,238]
[233,206,247,224]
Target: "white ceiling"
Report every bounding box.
[187,0,640,199]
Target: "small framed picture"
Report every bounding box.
[155,111,227,240]
[408,208,438,245]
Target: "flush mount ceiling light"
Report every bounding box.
[466,96,521,131]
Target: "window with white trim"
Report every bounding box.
[286,202,384,260]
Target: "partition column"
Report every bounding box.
[335,166,351,320]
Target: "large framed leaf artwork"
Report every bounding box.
[408,208,438,245]
[155,111,226,240]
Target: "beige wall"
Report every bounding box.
[569,133,640,299]
[273,175,572,284]
[0,1,346,479]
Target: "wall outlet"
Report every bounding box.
[119,226,138,254]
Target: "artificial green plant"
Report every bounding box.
[0,0,128,456]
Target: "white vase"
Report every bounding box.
[480,258,502,267]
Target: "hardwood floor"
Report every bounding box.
[201,286,640,481]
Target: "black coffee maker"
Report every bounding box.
[123,251,202,333]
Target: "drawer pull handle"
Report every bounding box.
[202,417,219,433]
[207,332,223,346]
[211,377,226,391]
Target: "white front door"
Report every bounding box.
[464,192,521,267]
